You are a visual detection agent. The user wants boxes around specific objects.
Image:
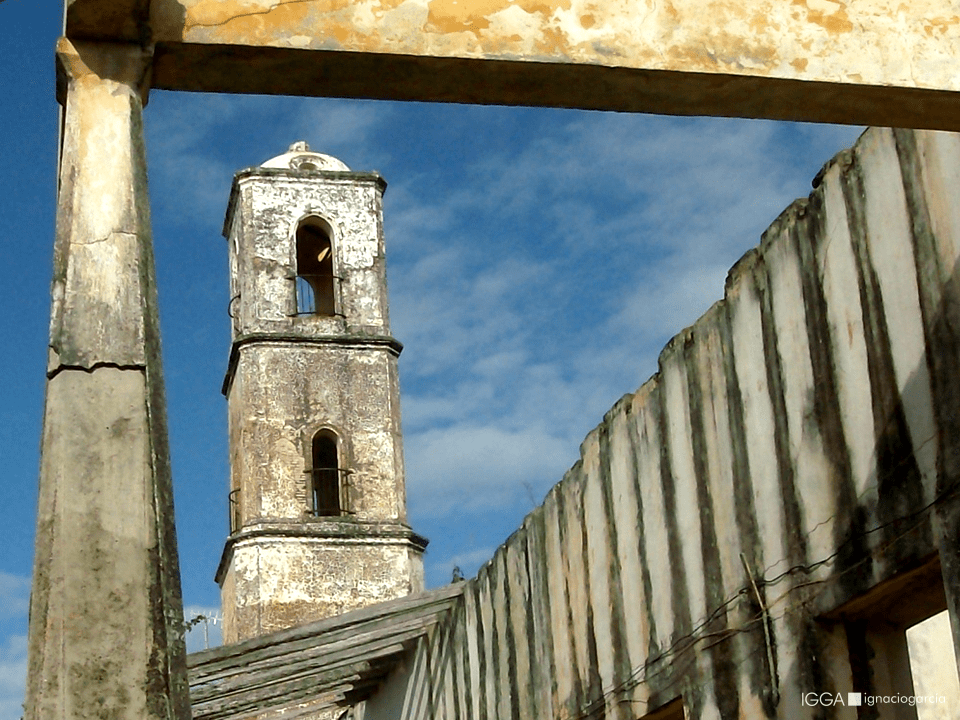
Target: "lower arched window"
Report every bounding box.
[310,430,341,516]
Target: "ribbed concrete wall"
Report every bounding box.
[375,127,960,720]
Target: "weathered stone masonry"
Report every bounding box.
[361,127,960,719]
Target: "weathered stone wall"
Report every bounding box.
[222,536,426,641]
[225,171,393,337]
[369,127,960,719]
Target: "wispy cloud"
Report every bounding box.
[407,424,573,513]
[389,114,860,538]
[0,634,26,720]
[0,574,29,621]
[436,546,498,581]
[145,94,392,229]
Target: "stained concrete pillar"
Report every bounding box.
[24,38,191,720]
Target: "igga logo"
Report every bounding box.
[802,693,848,707]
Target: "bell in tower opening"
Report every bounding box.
[216,142,427,644]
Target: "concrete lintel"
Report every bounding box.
[135,0,960,129]
[146,41,960,130]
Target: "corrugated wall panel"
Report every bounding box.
[476,564,497,720]
[563,465,600,714]
[766,209,839,579]
[633,389,676,680]
[543,487,576,716]
[661,337,719,720]
[523,509,556,719]
[581,431,620,719]
[451,601,469,720]
[688,308,741,599]
[607,398,653,711]
[505,533,535,719]
[489,549,515,720]
[861,130,938,505]
[463,582,483,720]
[817,153,877,503]
[727,256,786,579]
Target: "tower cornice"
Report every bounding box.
[223,167,387,239]
[215,521,429,586]
[221,332,404,397]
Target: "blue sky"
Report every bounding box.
[0,1,864,716]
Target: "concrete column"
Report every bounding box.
[24,38,191,720]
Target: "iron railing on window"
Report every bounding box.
[303,467,354,516]
[294,274,344,317]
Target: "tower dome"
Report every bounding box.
[260,141,350,172]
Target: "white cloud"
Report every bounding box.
[145,95,391,230]
[0,574,29,621]
[436,546,497,581]
[290,100,389,161]
[0,634,26,720]
[607,259,733,341]
[406,424,575,516]
[388,114,861,535]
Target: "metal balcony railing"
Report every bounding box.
[294,274,343,317]
[304,466,354,517]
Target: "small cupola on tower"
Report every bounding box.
[217,143,427,644]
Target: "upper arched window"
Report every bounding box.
[296,218,335,316]
[310,429,342,516]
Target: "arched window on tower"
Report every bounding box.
[310,429,342,516]
[295,218,336,316]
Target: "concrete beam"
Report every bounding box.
[25,38,191,720]
[144,0,960,128]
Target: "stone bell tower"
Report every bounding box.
[216,143,427,644]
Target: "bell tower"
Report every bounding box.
[216,143,427,644]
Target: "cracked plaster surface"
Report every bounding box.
[150,0,960,90]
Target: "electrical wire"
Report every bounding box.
[560,472,959,720]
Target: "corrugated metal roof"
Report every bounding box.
[189,583,465,720]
